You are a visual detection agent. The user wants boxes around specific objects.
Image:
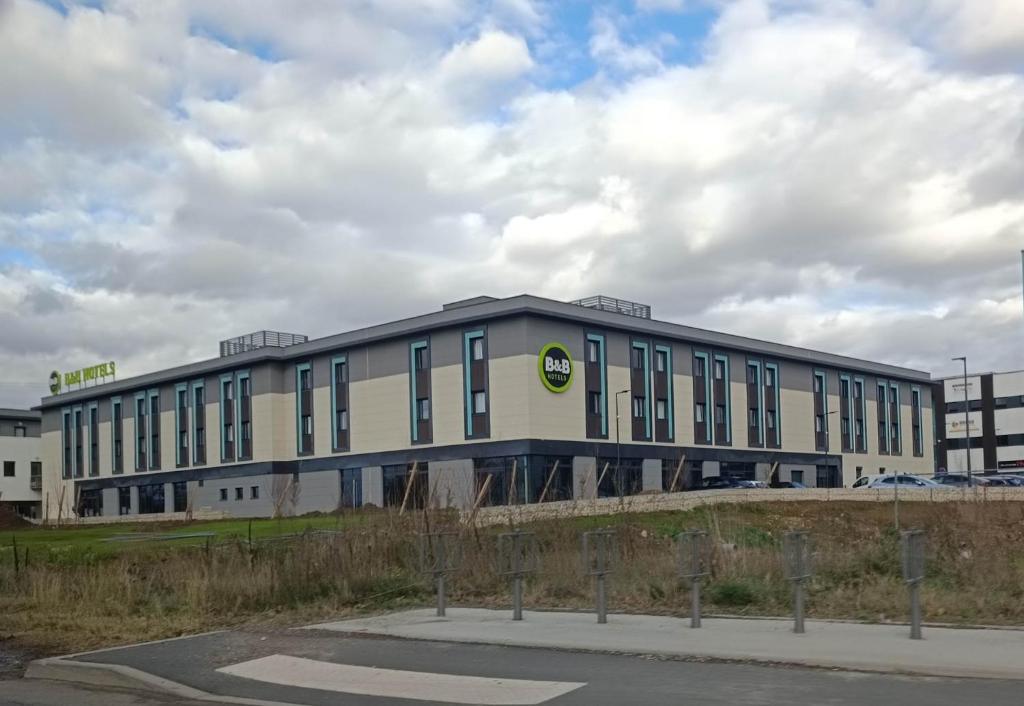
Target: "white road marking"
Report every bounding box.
[217,654,585,705]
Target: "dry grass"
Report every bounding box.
[3,500,1024,656]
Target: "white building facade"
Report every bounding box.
[0,409,42,518]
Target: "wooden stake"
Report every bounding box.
[508,458,518,506]
[467,474,494,526]
[668,454,686,493]
[537,460,561,504]
[399,462,419,515]
[595,462,611,494]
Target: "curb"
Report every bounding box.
[25,656,305,706]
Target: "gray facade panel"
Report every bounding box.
[779,360,814,394]
[362,466,384,507]
[428,458,475,509]
[294,469,341,514]
[641,458,662,491]
[572,456,597,500]
[525,317,583,360]
[428,328,464,368]
[251,364,279,396]
[604,330,632,368]
[101,487,118,516]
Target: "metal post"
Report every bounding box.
[436,572,446,617]
[513,575,523,621]
[583,529,614,624]
[596,574,607,624]
[901,529,925,640]
[783,530,812,635]
[691,577,702,629]
[794,580,805,634]
[614,390,629,500]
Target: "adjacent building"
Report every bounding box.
[37,294,936,519]
[0,409,42,519]
[934,370,1024,473]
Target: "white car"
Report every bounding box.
[851,474,943,489]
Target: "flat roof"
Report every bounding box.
[0,408,41,421]
[40,293,932,408]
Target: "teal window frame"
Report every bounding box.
[891,382,902,454]
[61,407,72,479]
[235,370,250,459]
[632,341,652,439]
[877,380,890,453]
[190,379,205,465]
[839,373,853,451]
[814,370,827,446]
[655,344,673,440]
[765,362,781,446]
[87,401,98,476]
[295,362,312,455]
[330,355,348,450]
[146,388,160,469]
[134,391,147,471]
[854,377,867,452]
[748,360,764,445]
[694,351,712,443]
[587,334,608,436]
[409,341,428,443]
[714,353,732,444]
[219,373,234,462]
[72,405,83,478]
[463,330,485,437]
[175,382,188,467]
[110,397,122,474]
[911,385,924,456]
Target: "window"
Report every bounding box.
[693,357,705,377]
[13,426,25,438]
[173,482,188,513]
[302,415,312,435]
[853,381,862,398]
[814,376,822,393]
[224,379,234,400]
[149,393,160,467]
[791,470,804,484]
[112,398,123,474]
[473,390,487,414]
[30,461,41,483]
[587,340,599,363]
[749,408,758,427]
[241,421,251,440]
[714,360,725,380]
[766,409,776,429]
[337,409,349,431]
[118,487,132,515]
[841,379,850,398]
[138,484,165,514]
[856,466,863,479]
[417,398,431,421]
[414,346,429,370]
[219,488,228,501]
[251,486,260,500]
[856,420,864,437]
[335,361,347,383]
[239,376,250,397]
[747,364,758,384]
[841,418,849,435]
[765,367,775,387]
[656,350,667,373]
[3,461,13,477]
[589,391,601,416]
[633,396,645,418]
[472,337,484,361]
[235,487,243,501]
[656,398,667,420]
[299,369,311,391]
[715,404,725,424]
[631,347,644,369]
[177,389,187,410]
[695,403,706,423]
[815,415,824,433]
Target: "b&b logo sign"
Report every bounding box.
[538,342,574,393]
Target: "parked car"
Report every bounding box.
[932,473,972,487]
[851,474,943,489]
[735,479,769,489]
[699,477,744,490]
[770,481,808,489]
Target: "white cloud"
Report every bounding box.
[0,0,1023,407]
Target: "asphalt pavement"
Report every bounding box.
[17,628,1024,706]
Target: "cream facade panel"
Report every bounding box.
[430,363,466,447]
[673,372,694,446]
[97,419,111,476]
[994,407,1024,434]
[159,408,175,470]
[251,392,277,462]
[492,354,534,441]
[205,400,221,465]
[780,388,815,452]
[349,373,412,454]
[313,386,332,456]
[267,393,295,461]
[945,376,981,403]
[994,371,1024,398]
[605,364,633,443]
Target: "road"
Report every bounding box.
[7,632,1024,706]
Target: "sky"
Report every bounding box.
[0,0,1022,408]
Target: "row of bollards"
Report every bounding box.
[418,527,926,640]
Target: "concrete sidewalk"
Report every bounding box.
[304,609,1024,681]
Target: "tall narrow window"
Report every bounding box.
[911,387,924,457]
[236,371,252,460]
[585,333,608,439]
[88,403,99,477]
[890,383,902,455]
[813,371,828,452]
[410,341,432,444]
[135,395,146,471]
[296,363,313,455]
[73,407,83,478]
[854,378,867,453]
[877,381,890,454]
[221,375,235,462]
[839,374,854,453]
[630,341,651,442]
[175,384,189,468]
[61,408,72,479]
[747,360,764,447]
[111,398,123,474]
[148,390,160,470]
[693,352,712,444]
[331,355,350,452]
[712,354,731,445]
[765,363,781,448]
[653,344,673,442]
[463,330,489,439]
[192,381,206,465]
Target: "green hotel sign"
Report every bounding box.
[538,342,573,393]
[49,361,117,394]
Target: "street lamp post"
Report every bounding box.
[952,356,971,487]
[614,389,630,499]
